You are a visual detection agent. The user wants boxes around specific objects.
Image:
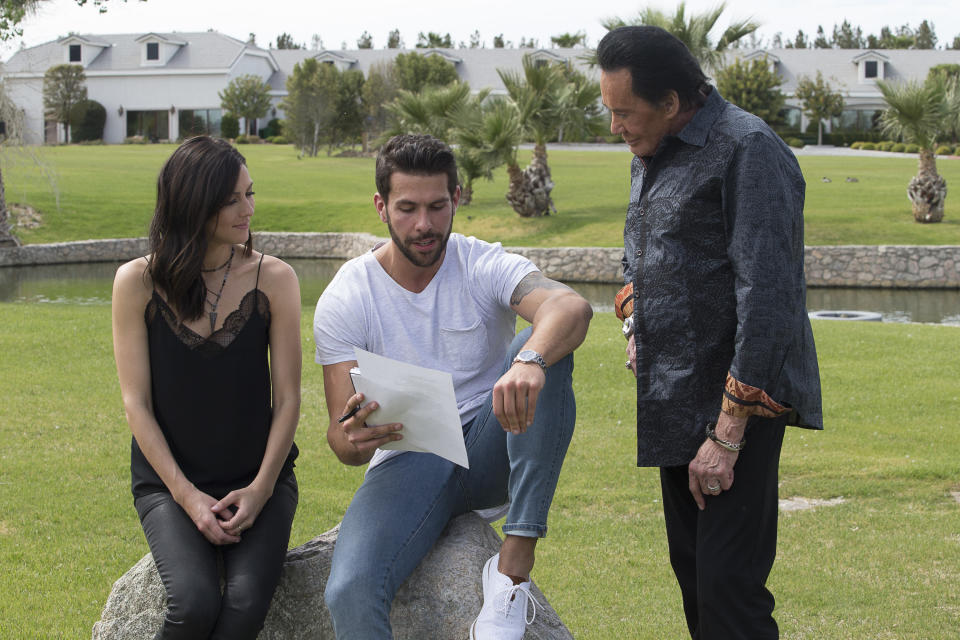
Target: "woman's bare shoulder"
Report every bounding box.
[113,257,154,302]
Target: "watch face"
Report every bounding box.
[517,350,537,361]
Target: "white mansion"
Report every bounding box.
[3,30,959,144]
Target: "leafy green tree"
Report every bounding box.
[393,52,459,92]
[387,29,402,48]
[280,58,335,157]
[310,33,323,50]
[328,69,365,152]
[914,20,937,49]
[813,26,830,49]
[493,34,508,48]
[794,71,844,146]
[867,25,915,49]
[361,61,399,150]
[603,2,759,69]
[43,64,87,142]
[280,59,364,156]
[357,31,373,49]
[550,31,586,48]
[715,57,785,124]
[518,37,538,48]
[878,79,949,222]
[219,74,272,135]
[468,30,482,48]
[785,30,808,49]
[416,32,452,48]
[832,20,864,48]
[951,35,960,49]
[275,32,301,49]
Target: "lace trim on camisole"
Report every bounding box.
[146,288,271,353]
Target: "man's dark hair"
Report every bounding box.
[597,26,709,111]
[375,134,459,202]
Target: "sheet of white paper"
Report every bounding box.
[351,348,469,469]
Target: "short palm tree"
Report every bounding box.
[602,2,759,69]
[385,82,498,206]
[878,79,949,223]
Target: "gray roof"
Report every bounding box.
[723,48,960,95]
[267,47,599,94]
[3,31,271,74]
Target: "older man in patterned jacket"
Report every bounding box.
[599,25,823,640]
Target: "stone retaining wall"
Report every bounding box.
[2,233,959,288]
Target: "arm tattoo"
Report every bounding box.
[509,271,572,306]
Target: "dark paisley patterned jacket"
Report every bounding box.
[623,88,823,467]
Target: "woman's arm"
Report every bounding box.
[112,258,240,545]
[213,257,301,533]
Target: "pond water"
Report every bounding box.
[2,259,959,325]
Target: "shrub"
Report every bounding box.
[123,136,147,144]
[259,118,282,139]
[69,99,106,142]
[891,143,906,153]
[787,137,804,148]
[935,145,954,156]
[904,143,920,154]
[220,113,240,139]
[235,134,251,144]
[850,141,863,149]
[860,142,877,150]
[878,141,895,151]
[267,135,289,144]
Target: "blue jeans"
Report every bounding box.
[324,328,576,639]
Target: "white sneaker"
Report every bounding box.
[469,553,542,640]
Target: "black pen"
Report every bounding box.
[337,405,361,423]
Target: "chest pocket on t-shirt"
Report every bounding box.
[439,319,487,371]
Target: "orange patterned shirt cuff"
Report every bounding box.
[722,374,788,419]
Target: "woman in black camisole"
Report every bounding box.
[111,136,302,639]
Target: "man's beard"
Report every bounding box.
[386,218,452,268]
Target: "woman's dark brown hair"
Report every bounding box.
[148,136,250,321]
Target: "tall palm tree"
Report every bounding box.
[602,2,759,69]
[495,57,604,217]
[878,79,949,223]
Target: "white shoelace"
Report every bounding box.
[496,583,544,625]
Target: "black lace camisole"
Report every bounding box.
[131,258,298,499]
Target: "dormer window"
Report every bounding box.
[146,42,159,61]
[69,44,81,62]
[852,51,887,84]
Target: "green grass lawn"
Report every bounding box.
[4,144,960,247]
[1,303,958,638]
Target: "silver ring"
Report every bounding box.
[625,360,632,369]
[706,483,720,493]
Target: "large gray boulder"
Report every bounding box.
[92,513,573,639]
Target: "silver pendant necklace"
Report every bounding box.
[205,246,235,333]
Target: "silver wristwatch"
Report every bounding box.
[513,349,547,371]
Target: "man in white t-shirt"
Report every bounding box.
[314,134,592,640]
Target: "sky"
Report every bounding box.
[3,0,959,60]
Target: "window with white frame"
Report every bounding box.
[864,60,878,79]
[146,42,159,61]
[69,44,81,63]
